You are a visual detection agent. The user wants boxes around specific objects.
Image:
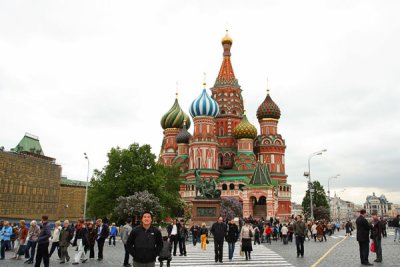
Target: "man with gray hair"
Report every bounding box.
[24,220,40,264]
[59,220,73,263]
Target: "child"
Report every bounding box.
[158,236,172,267]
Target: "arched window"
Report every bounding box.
[229,183,235,190]
[222,184,227,190]
[191,185,195,191]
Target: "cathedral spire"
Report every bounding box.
[215,30,237,86]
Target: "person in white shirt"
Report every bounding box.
[281,224,288,244]
[49,221,62,259]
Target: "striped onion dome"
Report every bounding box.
[233,114,257,139]
[256,93,281,120]
[176,122,192,144]
[160,98,191,130]
[189,87,220,118]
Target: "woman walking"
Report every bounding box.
[11,220,28,260]
[72,219,89,265]
[49,220,61,259]
[24,220,40,264]
[199,223,208,251]
[240,220,254,261]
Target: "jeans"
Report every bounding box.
[26,240,37,261]
[358,241,370,264]
[178,238,186,255]
[169,235,179,255]
[394,227,400,241]
[123,244,130,265]
[373,238,382,261]
[227,242,235,259]
[1,240,10,259]
[97,239,105,259]
[295,236,305,256]
[192,234,199,246]
[109,236,116,246]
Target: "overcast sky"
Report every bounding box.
[1,0,399,205]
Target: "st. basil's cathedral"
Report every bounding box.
[159,31,292,221]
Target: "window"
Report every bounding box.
[222,184,227,190]
[229,183,235,190]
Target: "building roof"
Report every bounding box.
[249,162,273,186]
[60,177,89,187]
[12,133,44,155]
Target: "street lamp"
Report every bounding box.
[304,149,327,220]
[328,174,340,219]
[83,152,90,220]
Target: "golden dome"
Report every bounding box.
[221,30,233,45]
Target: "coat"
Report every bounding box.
[225,223,239,243]
[210,222,227,242]
[356,215,371,242]
[59,227,73,247]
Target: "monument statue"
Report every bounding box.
[195,169,221,198]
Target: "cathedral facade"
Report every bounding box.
[159,32,291,221]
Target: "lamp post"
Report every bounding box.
[83,153,90,220]
[304,149,327,220]
[328,174,340,219]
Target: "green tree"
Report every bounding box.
[220,197,243,220]
[87,143,181,220]
[301,181,329,220]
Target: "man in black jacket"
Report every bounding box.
[210,216,227,263]
[34,215,51,267]
[127,211,163,267]
[95,218,109,261]
[356,209,373,266]
[372,212,383,263]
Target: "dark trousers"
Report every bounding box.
[192,234,198,246]
[1,240,10,259]
[169,235,179,255]
[34,243,49,267]
[25,241,37,261]
[97,239,105,259]
[109,236,116,246]
[214,240,223,262]
[49,241,61,258]
[179,238,186,255]
[159,258,171,267]
[60,246,69,262]
[89,243,95,258]
[124,244,130,265]
[373,238,382,261]
[358,241,370,264]
[295,236,305,256]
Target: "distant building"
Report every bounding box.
[291,202,303,217]
[330,195,356,221]
[0,133,87,221]
[364,192,392,217]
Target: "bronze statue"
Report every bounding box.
[195,169,221,198]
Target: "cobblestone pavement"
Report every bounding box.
[0,230,398,266]
[264,229,399,267]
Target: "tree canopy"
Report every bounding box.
[220,197,243,220]
[87,143,181,220]
[301,180,329,220]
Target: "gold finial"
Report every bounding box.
[176,81,179,98]
[221,29,233,44]
[203,72,207,88]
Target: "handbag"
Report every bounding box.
[240,244,244,257]
[370,241,375,253]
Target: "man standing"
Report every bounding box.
[0,221,12,260]
[166,220,180,256]
[371,212,383,263]
[121,218,133,267]
[178,219,187,256]
[96,218,109,261]
[127,211,163,267]
[34,215,52,267]
[356,209,373,266]
[210,216,227,263]
[225,219,239,261]
[59,220,73,264]
[293,215,307,258]
[393,215,400,242]
[189,224,199,246]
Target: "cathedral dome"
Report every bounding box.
[176,122,191,144]
[233,114,257,139]
[160,98,191,130]
[189,86,220,118]
[221,30,233,45]
[256,93,281,120]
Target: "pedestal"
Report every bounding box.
[191,198,221,225]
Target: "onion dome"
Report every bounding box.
[176,121,192,144]
[233,114,257,139]
[256,92,281,120]
[221,30,233,45]
[189,84,220,118]
[160,98,191,130]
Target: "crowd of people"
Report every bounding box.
[1,212,398,267]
